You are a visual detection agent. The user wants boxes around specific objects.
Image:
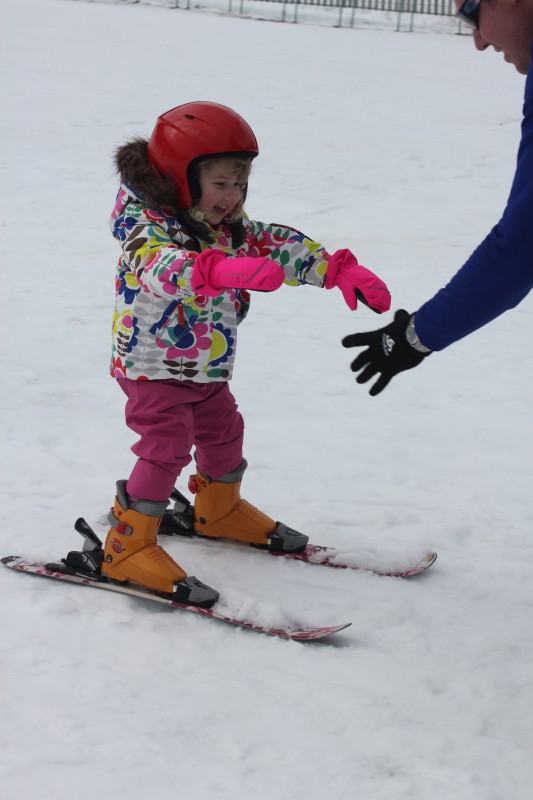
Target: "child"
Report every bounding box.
[101,101,390,608]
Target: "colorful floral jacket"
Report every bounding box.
[110,181,330,382]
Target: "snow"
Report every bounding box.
[2,0,532,798]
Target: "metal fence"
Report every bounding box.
[229,0,460,29]
[125,0,466,32]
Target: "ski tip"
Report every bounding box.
[288,621,352,641]
[397,551,437,577]
[326,621,352,636]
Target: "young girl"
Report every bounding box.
[101,102,391,608]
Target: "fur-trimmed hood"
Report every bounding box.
[114,137,180,211]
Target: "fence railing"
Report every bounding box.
[227,0,460,29]
[125,0,467,33]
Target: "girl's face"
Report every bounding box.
[197,160,246,225]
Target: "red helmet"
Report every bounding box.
[147,102,259,209]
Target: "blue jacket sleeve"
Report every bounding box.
[414,63,533,352]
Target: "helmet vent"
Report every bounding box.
[185,114,195,120]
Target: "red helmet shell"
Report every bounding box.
[147,102,259,209]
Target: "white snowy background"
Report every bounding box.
[2,1,532,798]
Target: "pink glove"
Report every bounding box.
[324,249,391,313]
[191,250,285,297]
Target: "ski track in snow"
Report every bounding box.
[2,1,532,799]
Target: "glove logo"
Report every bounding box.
[382,334,395,356]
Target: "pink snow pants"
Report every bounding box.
[117,378,244,502]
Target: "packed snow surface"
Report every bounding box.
[2,1,532,799]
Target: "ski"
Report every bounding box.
[1,556,351,641]
[159,498,437,578]
[270,542,437,576]
[162,536,437,577]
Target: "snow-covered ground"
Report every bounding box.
[2,1,532,798]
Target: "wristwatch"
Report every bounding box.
[405,315,432,354]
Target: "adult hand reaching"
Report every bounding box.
[342,309,430,396]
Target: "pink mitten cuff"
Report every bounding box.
[190,250,227,297]
[191,250,285,296]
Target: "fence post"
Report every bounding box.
[350,0,357,28]
[397,0,406,31]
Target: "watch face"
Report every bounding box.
[406,321,430,354]
[406,324,417,345]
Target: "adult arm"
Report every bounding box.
[343,66,533,394]
[415,79,533,350]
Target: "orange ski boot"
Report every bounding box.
[102,481,219,608]
[190,460,309,553]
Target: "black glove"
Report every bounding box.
[342,309,430,396]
